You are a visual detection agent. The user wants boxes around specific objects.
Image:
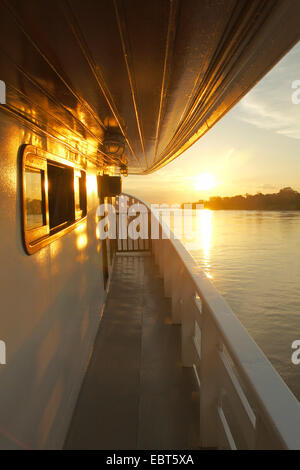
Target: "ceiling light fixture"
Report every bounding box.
[103,130,125,158]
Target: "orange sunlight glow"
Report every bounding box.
[193,173,217,191]
[76,233,88,250]
[86,174,98,195]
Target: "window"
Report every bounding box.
[47,162,75,231]
[23,154,49,247]
[22,146,87,254]
[74,170,87,220]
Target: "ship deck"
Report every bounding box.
[65,253,199,450]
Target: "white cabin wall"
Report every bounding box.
[0,113,107,449]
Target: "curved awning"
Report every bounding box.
[0,0,299,173]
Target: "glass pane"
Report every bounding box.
[25,168,44,230]
[48,163,74,229]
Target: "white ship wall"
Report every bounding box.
[0,113,107,449]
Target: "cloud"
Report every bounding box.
[237,94,300,139]
[257,184,278,192]
[234,41,300,139]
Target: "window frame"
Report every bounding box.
[22,145,87,255]
[74,169,87,221]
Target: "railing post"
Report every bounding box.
[170,262,184,324]
[163,242,172,298]
[152,238,157,259]
[200,303,220,448]
[157,239,164,277]
[153,239,160,267]
[180,272,196,367]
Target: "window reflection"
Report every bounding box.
[25,168,44,230]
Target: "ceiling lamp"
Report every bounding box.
[103,130,125,158]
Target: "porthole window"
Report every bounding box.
[22,146,87,254]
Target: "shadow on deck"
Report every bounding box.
[65,253,199,450]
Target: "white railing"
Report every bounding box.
[118,194,300,450]
[115,194,152,252]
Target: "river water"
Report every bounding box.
[170,210,300,401]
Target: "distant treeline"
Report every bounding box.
[182,187,300,210]
[26,199,42,214]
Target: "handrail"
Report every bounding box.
[118,193,300,449]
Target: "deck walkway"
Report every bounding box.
[65,254,199,449]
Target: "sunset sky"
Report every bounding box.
[124,42,300,204]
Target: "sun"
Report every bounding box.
[194,173,217,191]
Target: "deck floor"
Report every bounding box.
[65,253,199,450]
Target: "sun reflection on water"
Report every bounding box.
[168,208,214,280]
[197,209,213,279]
[198,209,212,259]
